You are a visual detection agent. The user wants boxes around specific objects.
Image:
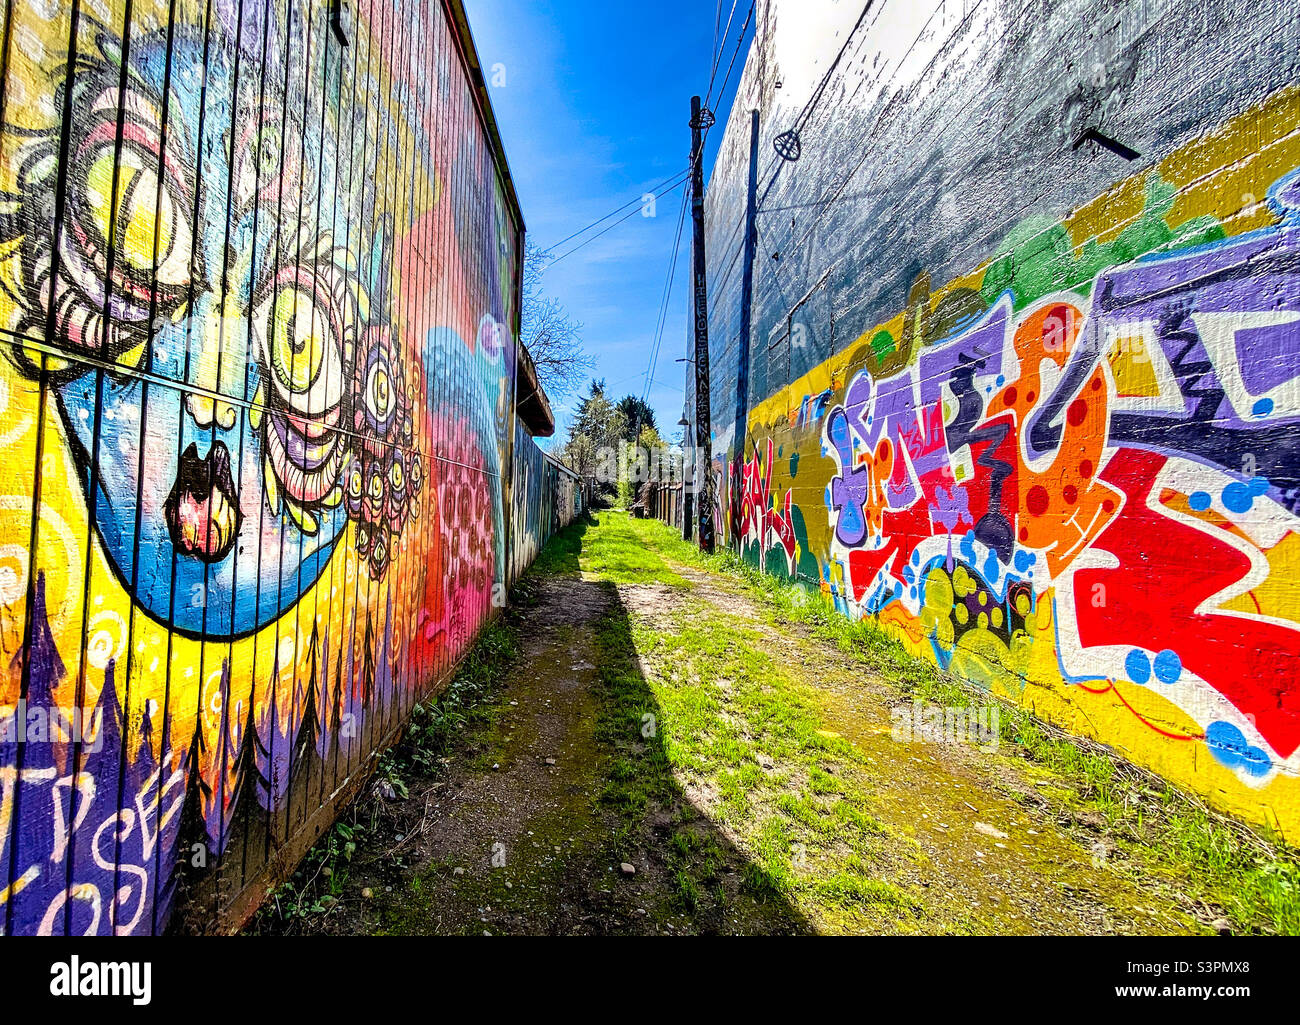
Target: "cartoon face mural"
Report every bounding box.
[2,19,426,637]
[727,89,1300,837]
[0,0,536,935]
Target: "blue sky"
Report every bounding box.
[463,0,755,447]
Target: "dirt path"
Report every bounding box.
[252,512,1284,936]
[262,571,808,935]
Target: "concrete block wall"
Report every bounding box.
[696,0,1300,835]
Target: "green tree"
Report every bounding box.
[614,395,657,441]
[617,423,677,510]
[557,379,627,499]
[557,433,598,479]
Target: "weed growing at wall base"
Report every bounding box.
[624,512,1300,934]
[253,615,521,933]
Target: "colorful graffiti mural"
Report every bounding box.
[727,88,1300,835]
[0,0,555,934]
[555,459,584,533]
[508,422,582,583]
[737,439,796,574]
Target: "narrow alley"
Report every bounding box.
[251,513,1292,937]
[3,0,1298,1002]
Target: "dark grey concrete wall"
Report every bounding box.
[689,0,1300,834]
[698,0,1300,446]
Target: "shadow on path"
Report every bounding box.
[254,515,812,935]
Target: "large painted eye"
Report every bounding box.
[365,360,395,422]
[253,266,350,416]
[234,115,295,214]
[353,327,405,438]
[73,138,193,304]
[48,79,196,361]
[271,287,329,393]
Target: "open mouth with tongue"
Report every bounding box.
[165,441,243,563]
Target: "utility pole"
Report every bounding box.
[680,408,694,542]
[731,109,760,551]
[690,95,716,554]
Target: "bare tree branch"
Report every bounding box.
[521,241,594,401]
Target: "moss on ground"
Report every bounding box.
[251,511,1300,936]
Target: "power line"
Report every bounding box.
[636,126,702,428]
[712,0,725,71]
[547,173,690,267]
[757,1,877,195]
[539,167,690,257]
[541,0,748,267]
[641,177,691,412]
[773,3,956,270]
[786,2,874,139]
[640,0,748,440]
[706,0,754,114]
[575,0,752,438]
[646,195,689,394]
[705,0,742,108]
[625,110,712,424]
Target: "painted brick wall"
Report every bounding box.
[695,0,1300,835]
[0,0,559,934]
